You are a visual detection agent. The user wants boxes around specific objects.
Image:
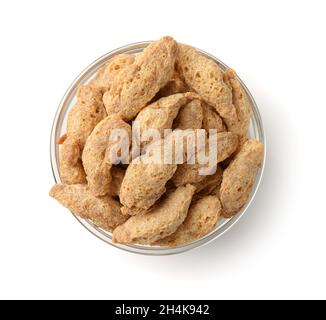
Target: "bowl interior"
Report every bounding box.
[50,41,265,255]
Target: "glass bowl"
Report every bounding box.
[50,41,266,255]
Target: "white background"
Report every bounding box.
[0,0,325,300]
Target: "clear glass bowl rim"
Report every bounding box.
[50,41,266,256]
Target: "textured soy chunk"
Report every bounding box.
[82,115,131,196]
[112,185,196,245]
[220,139,264,216]
[89,54,135,91]
[49,184,128,232]
[223,68,251,136]
[103,36,177,120]
[176,44,239,132]
[66,86,107,145]
[119,155,177,213]
[60,85,107,184]
[157,196,222,247]
[60,136,86,184]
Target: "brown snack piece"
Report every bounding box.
[157,72,189,98]
[202,103,226,133]
[60,85,107,184]
[176,44,239,132]
[220,139,264,217]
[67,85,107,146]
[172,132,238,187]
[173,99,203,130]
[113,185,196,245]
[134,92,198,148]
[156,196,222,247]
[119,155,177,214]
[216,132,239,162]
[108,167,125,197]
[49,184,128,232]
[103,36,178,120]
[223,68,251,136]
[82,115,131,196]
[88,54,135,91]
[60,136,87,184]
